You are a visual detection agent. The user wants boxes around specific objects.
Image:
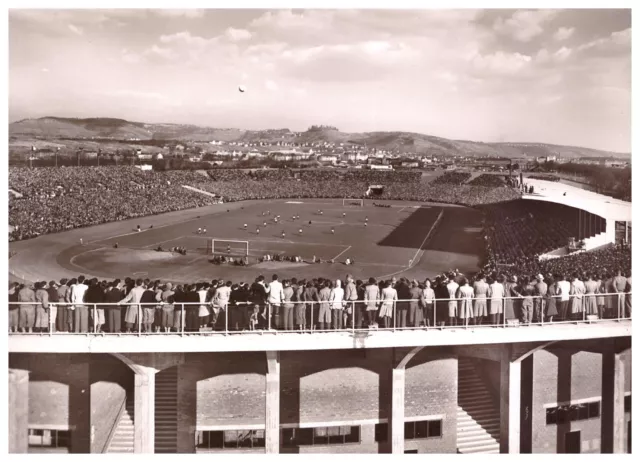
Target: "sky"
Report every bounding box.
[8,8,632,152]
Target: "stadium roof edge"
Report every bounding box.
[522,179,631,222]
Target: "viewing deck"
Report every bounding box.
[9,319,631,353]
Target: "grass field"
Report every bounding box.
[10,198,484,284]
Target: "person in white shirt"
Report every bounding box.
[197,283,210,328]
[267,274,284,329]
[421,279,436,327]
[70,275,89,333]
[446,275,460,326]
[489,276,505,325]
[329,279,345,330]
[556,274,571,321]
[119,279,145,333]
[214,281,232,329]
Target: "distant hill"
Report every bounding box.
[9,117,629,159]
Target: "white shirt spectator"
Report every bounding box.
[215,286,231,308]
[490,281,505,300]
[267,279,284,306]
[329,280,345,310]
[557,280,571,302]
[69,281,88,305]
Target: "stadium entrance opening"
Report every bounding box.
[366,185,385,197]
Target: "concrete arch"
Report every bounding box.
[109,352,147,375]
[396,346,425,369]
[514,341,560,364]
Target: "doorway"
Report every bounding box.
[565,430,581,453]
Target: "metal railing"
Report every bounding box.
[8,291,631,336]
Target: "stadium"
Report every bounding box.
[8,167,631,454]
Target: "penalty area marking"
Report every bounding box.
[376,208,444,280]
[331,245,352,261]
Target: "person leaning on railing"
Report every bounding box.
[18,282,36,333]
[9,282,20,333]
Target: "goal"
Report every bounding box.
[343,198,364,207]
[207,239,249,256]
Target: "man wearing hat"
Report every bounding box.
[534,274,548,323]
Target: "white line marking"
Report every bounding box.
[69,247,106,267]
[376,208,444,279]
[142,237,185,249]
[398,207,406,213]
[331,245,352,261]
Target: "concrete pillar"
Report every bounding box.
[499,348,521,454]
[389,367,406,454]
[134,366,157,453]
[601,351,625,453]
[9,369,29,453]
[68,359,91,453]
[176,364,196,453]
[265,351,280,454]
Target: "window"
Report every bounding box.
[375,423,388,442]
[374,420,442,442]
[281,426,360,446]
[545,400,601,426]
[624,395,631,413]
[196,430,265,449]
[28,429,70,448]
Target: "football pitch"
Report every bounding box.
[10,198,485,283]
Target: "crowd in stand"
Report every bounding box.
[8,263,631,334]
[8,167,219,241]
[527,175,560,182]
[482,200,605,266]
[431,171,472,185]
[9,167,522,241]
[468,174,507,187]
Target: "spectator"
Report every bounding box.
[18,283,36,333]
[282,280,295,331]
[329,279,345,330]
[9,282,20,333]
[364,277,379,327]
[379,280,397,329]
[71,275,89,333]
[34,281,50,333]
[318,280,332,330]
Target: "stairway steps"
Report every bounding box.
[106,399,136,454]
[457,359,500,455]
[155,367,178,454]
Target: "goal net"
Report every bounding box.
[343,198,364,207]
[207,239,249,256]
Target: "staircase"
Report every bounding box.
[457,358,500,454]
[155,366,178,453]
[106,398,134,453]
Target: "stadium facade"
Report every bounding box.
[9,323,631,454]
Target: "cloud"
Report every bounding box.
[470,51,533,76]
[154,9,205,19]
[554,26,575,41]
[108,90,167,101]
[68,24,83,36]
[576,28,631,56]
[553,46,572,62]
[493,9,558,42]
[265,79,278,91]
[121,49,141,64]
[225,27,252,41]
